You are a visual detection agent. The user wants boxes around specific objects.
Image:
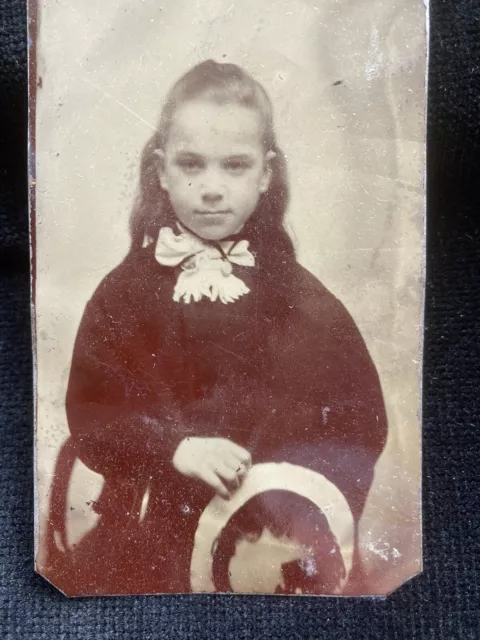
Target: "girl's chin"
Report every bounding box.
[185,219,245,242]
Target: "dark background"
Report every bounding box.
[1,1,479,638]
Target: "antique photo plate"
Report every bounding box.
[30,0,427,596]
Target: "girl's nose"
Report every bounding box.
[202,190,224,206]
[200,170,226,205]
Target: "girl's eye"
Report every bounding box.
[177,158,204,173]
[224,160,250,174]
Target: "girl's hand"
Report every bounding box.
[172,437,252,499]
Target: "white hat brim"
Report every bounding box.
[190,462,355,594]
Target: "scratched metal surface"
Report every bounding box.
[32,0,426,594]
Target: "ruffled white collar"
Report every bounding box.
[155,226,255,304]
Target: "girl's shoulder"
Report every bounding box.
[289,263,336,298]
[277,262,351,322]
[89,247,173,306]
[272,262,371,354]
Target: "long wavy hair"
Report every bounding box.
[128,60,295,269]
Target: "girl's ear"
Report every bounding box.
[259,150,277,194]
[153,148,169,191]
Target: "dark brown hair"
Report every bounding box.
[128,60,295,268]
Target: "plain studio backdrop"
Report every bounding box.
[34,0,426,594]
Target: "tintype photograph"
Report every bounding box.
[31,0,427,596]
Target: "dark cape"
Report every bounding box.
[43,245,387,596]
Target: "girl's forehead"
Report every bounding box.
[167,100,264,151]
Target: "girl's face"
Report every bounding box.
[156,100,275,241]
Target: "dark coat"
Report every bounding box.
[44,245,387,596]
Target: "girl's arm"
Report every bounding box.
[262,294,388,522]
[66,290,187,478]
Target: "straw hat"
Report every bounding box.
[190,462,354,594]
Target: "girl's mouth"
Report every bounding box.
[195,210,232,216]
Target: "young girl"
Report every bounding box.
[44,60,387,596]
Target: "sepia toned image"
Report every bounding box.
[31,0,427,596]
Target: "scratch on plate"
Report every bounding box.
[366,540,396,561]
[365,27,384,83]
[80,75,158,132]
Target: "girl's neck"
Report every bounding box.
[175,221,246,247]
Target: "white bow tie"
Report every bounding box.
[155,226,255,304]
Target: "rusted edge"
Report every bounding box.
[27,0,40,569]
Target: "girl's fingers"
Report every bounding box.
[223,455,248,486]
[227,442,252,467]
[214,461,239,484]
[224,453,244,473]
[201,468,230,499]
[218,454,248,490]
